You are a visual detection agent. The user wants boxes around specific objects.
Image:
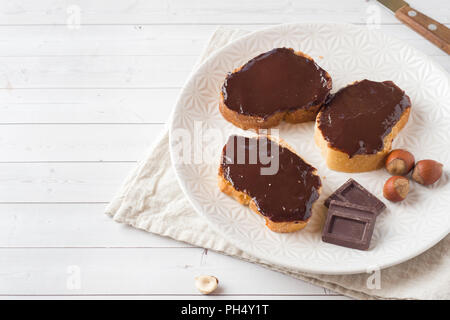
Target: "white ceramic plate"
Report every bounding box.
[169,23,450,274]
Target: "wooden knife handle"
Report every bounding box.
[395,5,450,54]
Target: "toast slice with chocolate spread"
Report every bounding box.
[220,48,332,130]
[218,135,322,233]
[314,79,411,173]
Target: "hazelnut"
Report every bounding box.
[195,275,218,294]
[385,149,415,176]
[383,176,409,202]
[412,160,443,186]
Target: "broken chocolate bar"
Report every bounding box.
[322,200,378,251]
[324,178,385,215]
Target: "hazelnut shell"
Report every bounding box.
[195,275,219,295]
[383,176,409,202]
[412,160,443,186]
[385,149,415,176]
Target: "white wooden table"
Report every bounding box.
[0,0,448,300]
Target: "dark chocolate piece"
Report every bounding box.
[220,135,321,223]
[318,79,411,157]
[324,179,385,215]
[322,200,378,251]
[222,47,331,119]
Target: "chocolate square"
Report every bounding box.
[324,179,385,215]
[322,200,378,251]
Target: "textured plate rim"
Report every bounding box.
[169,22,450,275]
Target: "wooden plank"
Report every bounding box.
[0,0,446,300]
[0,124,165,161]
[0,88,179,124]
[0,51,446,91]
[0,25,214,56]
[0,26,450,90]
[0,55,197,89]
[0,162,134,202]
[0,0,448,25]
[0,247,337,296]
[0,24,447,57]
[0,203,193,248]
[0,25,447,124]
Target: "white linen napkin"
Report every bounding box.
[105,27,450,300]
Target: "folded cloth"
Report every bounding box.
[106,26,450,300]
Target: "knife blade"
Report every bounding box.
[376,0,450,54]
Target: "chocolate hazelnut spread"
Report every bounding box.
[318,80,411,157]
[220,135,321,222]
[221,48,331,119]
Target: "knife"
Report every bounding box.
[377,0,450,54]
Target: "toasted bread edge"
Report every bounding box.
[218,135,321,233]
[314,107,411,173]
[219,50,332,130]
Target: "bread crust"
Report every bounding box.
[314,107,411,173]
[218,135,321,233]
[219,51,332,130]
